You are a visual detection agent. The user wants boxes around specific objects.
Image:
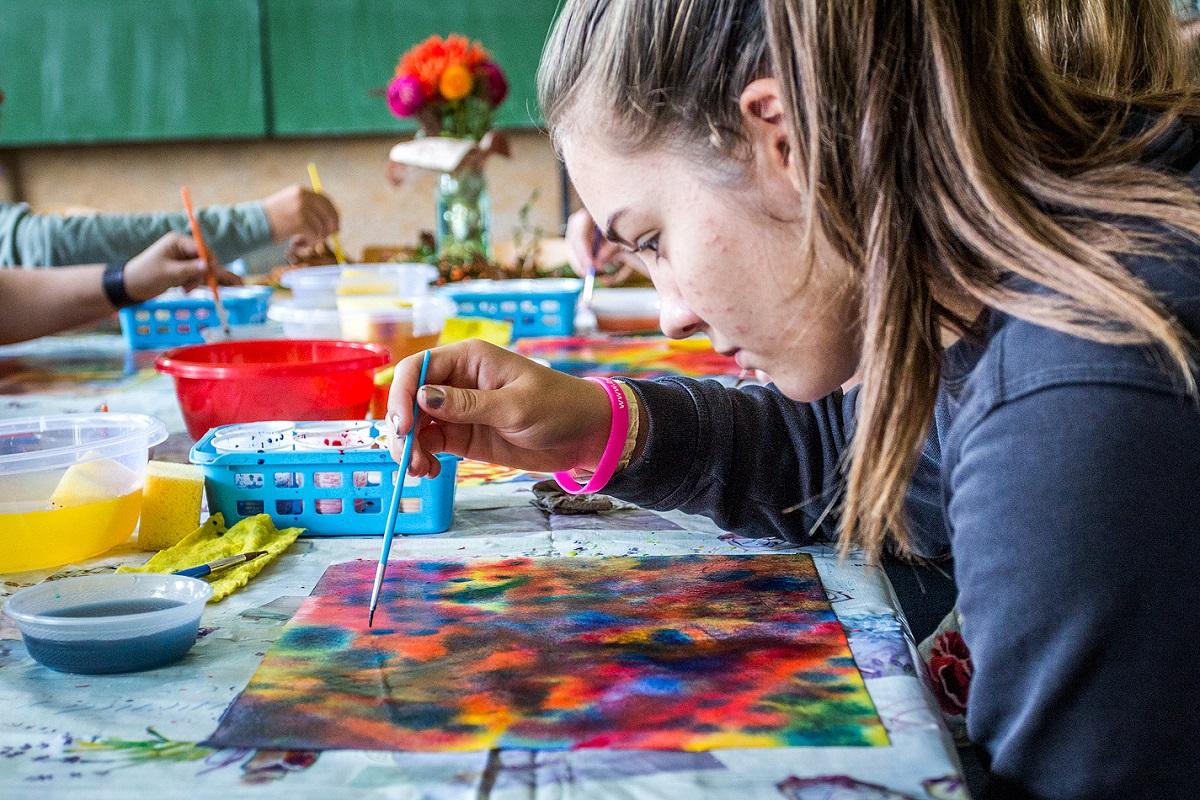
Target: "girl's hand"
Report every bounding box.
[387,340,613,478]
[123,232,241,301]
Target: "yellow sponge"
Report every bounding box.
[50,456,138,509]
[438,317,513,347]
[138,461,205,551]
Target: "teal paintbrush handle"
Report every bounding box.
[370,349,431,622]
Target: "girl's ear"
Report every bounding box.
[739,78,799,191]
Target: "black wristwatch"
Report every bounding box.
[102,261,138,309]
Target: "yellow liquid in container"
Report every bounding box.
[0,490,143,573]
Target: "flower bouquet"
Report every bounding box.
[386,35,509,260]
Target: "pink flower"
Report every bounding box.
[387,75,425,118]
[475,62,508,106]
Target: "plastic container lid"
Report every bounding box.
[440,278,583,296]
[0,414,168,477]
[154,285,273,303]
[4,573,211,674]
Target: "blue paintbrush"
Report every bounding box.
[368,349,431,627]
[173,550,266,579]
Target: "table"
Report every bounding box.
[0,333,966,799]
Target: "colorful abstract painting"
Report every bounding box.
[515,336,740,379]
[455,459,543,488]
[206,555,887,752]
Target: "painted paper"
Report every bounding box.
[207,555,887,752]
[454,459,542,488]
[515,336,740,379]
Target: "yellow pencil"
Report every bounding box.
[306,162,348,265]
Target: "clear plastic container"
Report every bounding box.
[280,263,437,309]
[4,573,211,673]
[592,288,661,333]
[0,414,168,573]
[210,421,296,454]
[267,301,343,339]
[337,294,454,363]
[292,420,383,451]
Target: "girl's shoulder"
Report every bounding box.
[952,238,1200,431]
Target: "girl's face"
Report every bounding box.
[562,112,861,402]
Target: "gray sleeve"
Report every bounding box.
[0,201,273,268]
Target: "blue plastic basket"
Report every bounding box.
[190,422,460,536]
[119,286,273,350]
[441,278,582,339]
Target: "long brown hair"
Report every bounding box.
[1025,0,1193,95]
[539,0,1200,560]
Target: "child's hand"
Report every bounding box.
[124,232,241,301]
[387,341,613,478]
[564,207,645,283]
[262,185,340,246]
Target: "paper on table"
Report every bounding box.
[206,554,888,752]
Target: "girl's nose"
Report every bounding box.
[658,294,704,340]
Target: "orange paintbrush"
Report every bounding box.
[180,186,232,337]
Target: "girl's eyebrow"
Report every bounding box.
[604,208,633,247]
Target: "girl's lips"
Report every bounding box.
[733,350,749,369]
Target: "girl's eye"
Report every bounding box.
[634,234,660,255]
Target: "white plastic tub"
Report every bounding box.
[267,302,343,339]
[280,263,438,309]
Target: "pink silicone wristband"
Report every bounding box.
[553,377,630,495]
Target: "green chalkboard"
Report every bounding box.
[0,0,266,146]
[264,0,559,136]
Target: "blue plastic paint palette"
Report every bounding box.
[3,573,211,674]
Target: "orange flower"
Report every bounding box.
[396,34,492,99]
[443,34,489,69]
[439,63,473,101]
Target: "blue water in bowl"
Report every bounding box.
[22,598,200,674]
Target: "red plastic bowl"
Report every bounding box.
[156,340,391,440]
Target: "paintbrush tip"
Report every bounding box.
[368,608,375,628]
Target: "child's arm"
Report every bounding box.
[0,232,207,345]
[610,377,947,552]
[602,378,863,544]
[0,186,339,268]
